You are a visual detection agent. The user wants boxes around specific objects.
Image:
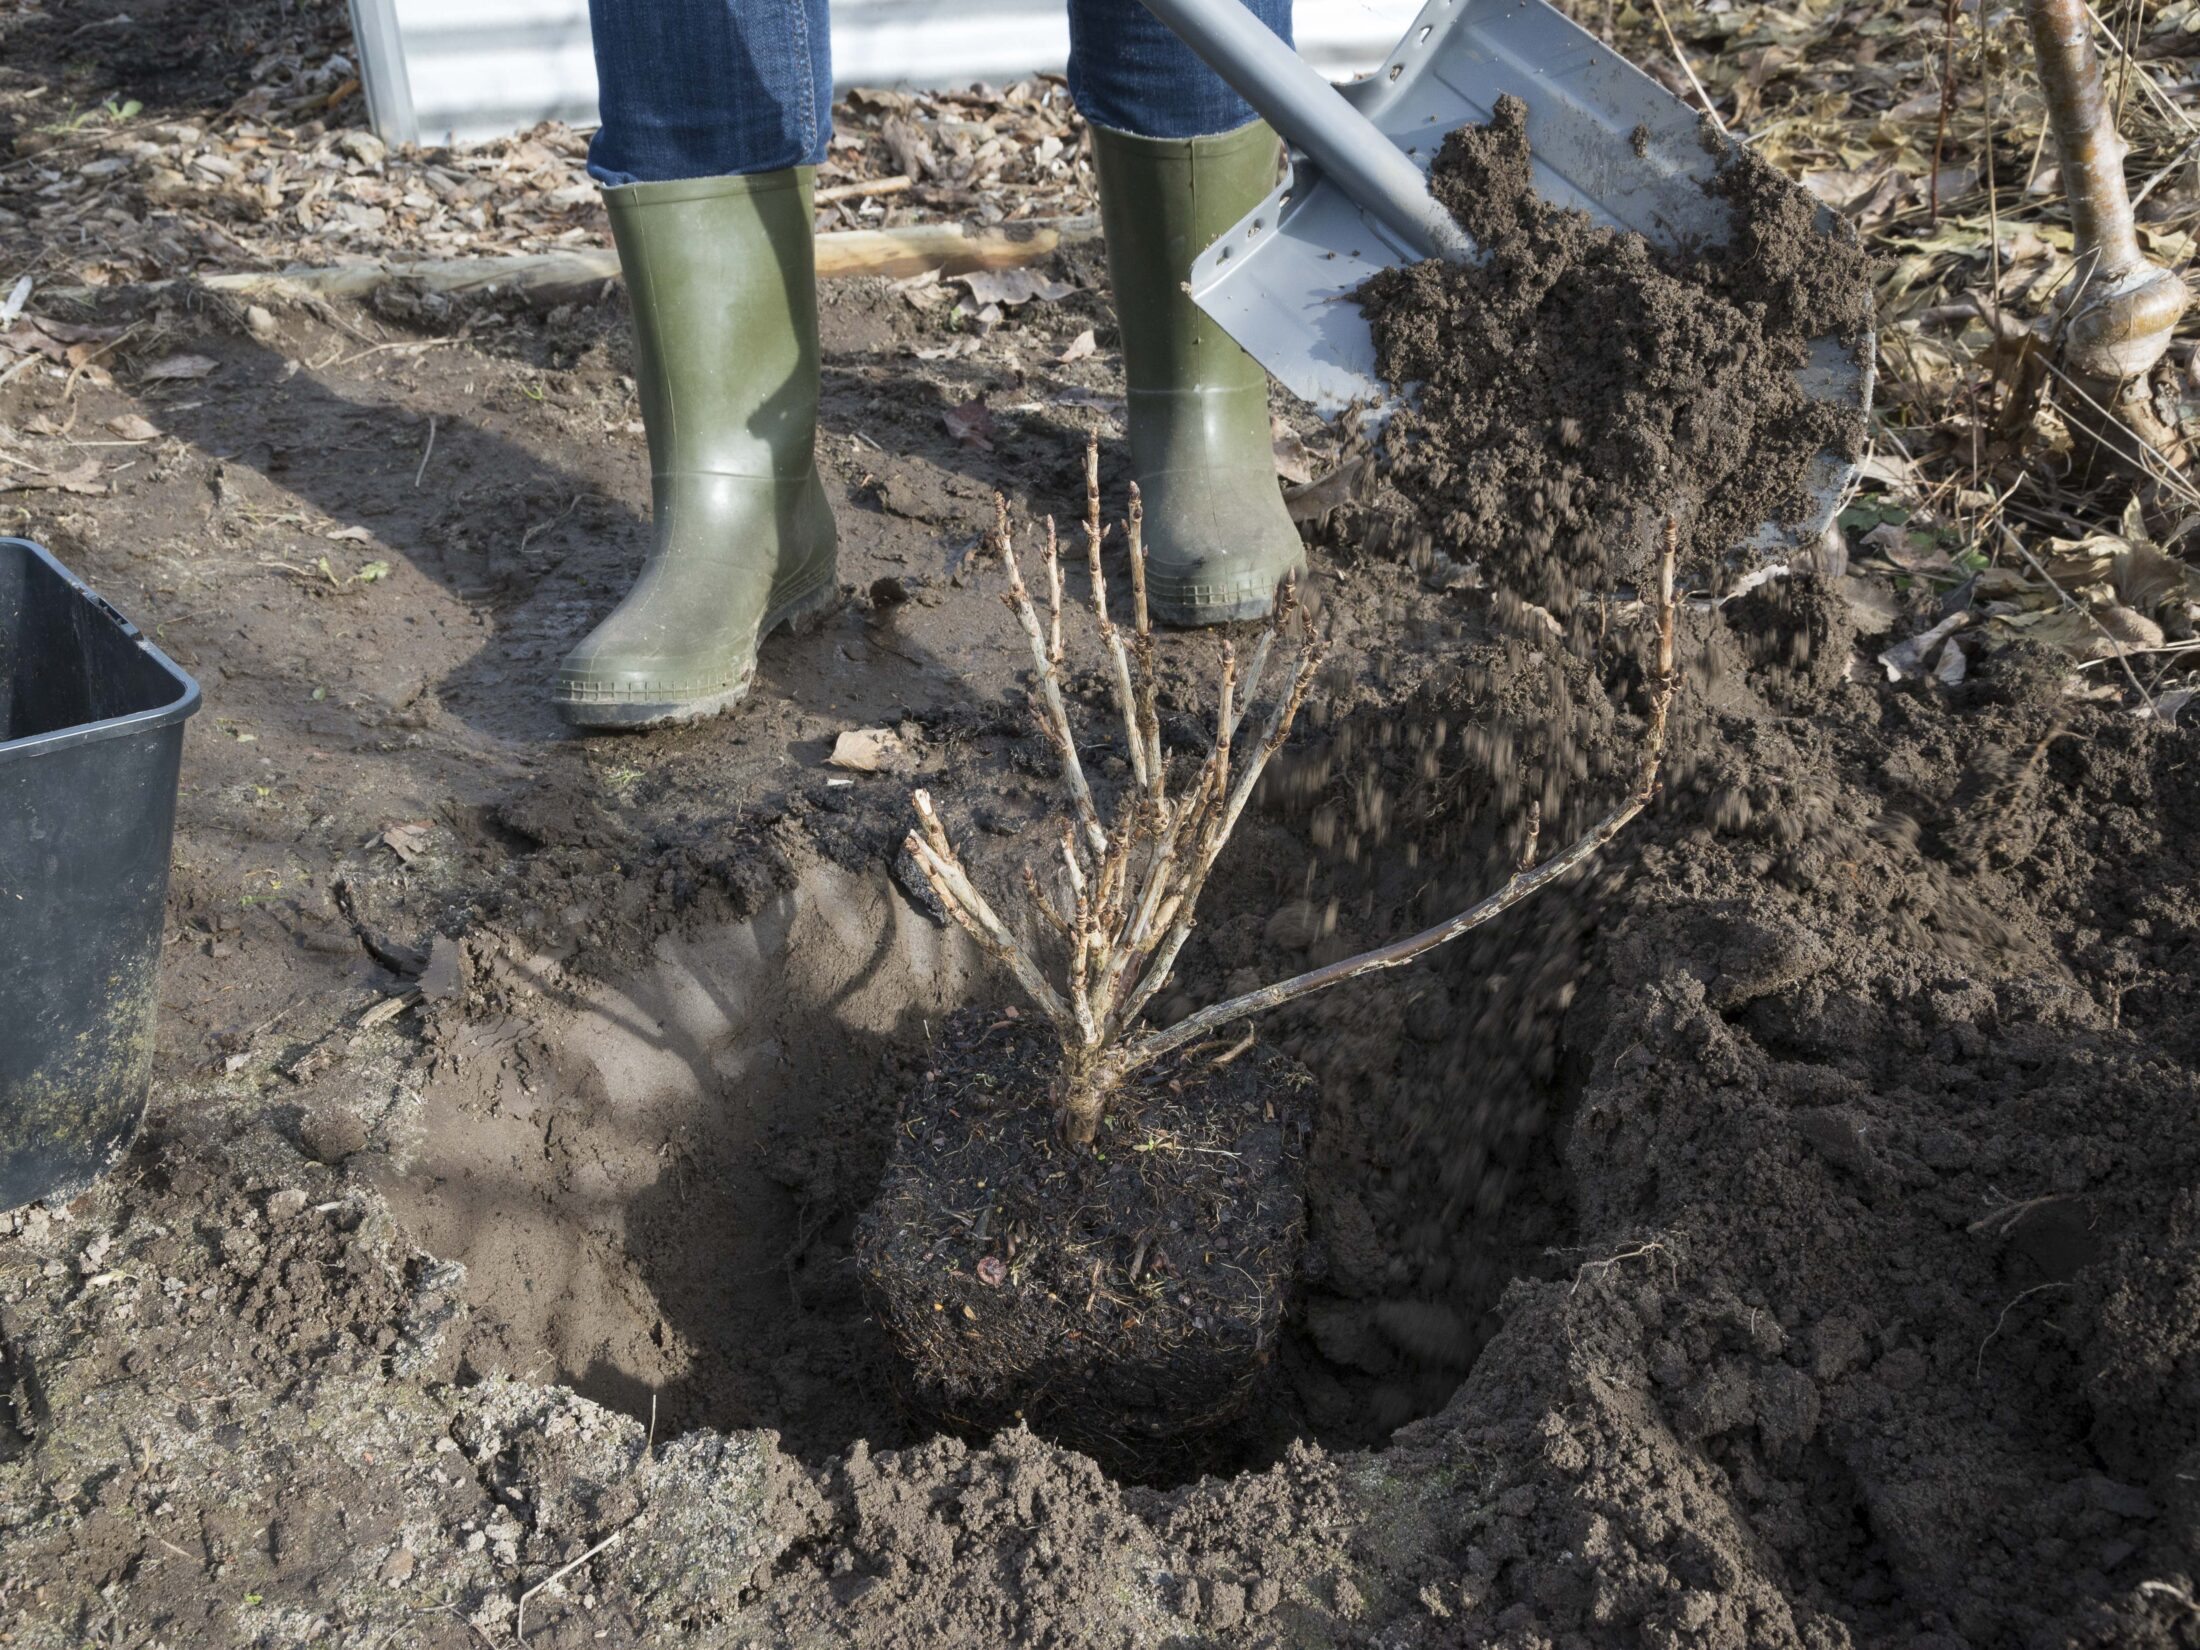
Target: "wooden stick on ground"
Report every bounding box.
[39,216,1101,308]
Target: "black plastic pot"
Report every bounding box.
[1,538,200,1213]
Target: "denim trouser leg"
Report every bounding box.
[586,0,834,185]
[585,0,1295,185]
[1067,0,1291,138]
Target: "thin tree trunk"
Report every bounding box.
[2025,0,2191,506]
[1054,1046,1123,1146]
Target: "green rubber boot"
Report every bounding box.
[553,168,838,728]
[1091,121,1305,626]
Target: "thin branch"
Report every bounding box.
[1043,516,1064,667]
[1211,631,1327,871]
[1067,887,1099,1047]
[1125,486,1164,798]
[1022,861,1074,937]
[998,505,1108,857]
[1227,578,1298,742]
[1084,436,1150,793]
[516,1519,639,1645]
[908,792,1072,1023]
[1126,792,1649,1069]
[1645,0,1727,135]
[1116,917,1195,1032]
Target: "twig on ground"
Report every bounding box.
[813,174,915,204]
[1569,1234,1683,1295]
[35,218,1103,308]
[1975,1280,2072,1379]
[516,1518,641,1645]
[2000,503,2158,711]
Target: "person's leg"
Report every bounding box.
[587,0,833,183]
[555,0,839,728]
[1065,0,1287,139]
[1068,0,1303,626]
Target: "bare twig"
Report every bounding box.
[516,1518,640,1644]
[907,791,1071,1024]
[37,218,1104,307]
[1130,773,1648,1067]
[1122,528,1676,1075]
[1083,436,1149,793]
[1645,0,1727,135]
[1975,1280,2071,1379]
[1931,0,1961,224]
[997,506,1107,858]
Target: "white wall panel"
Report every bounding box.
[351,0,1423,147]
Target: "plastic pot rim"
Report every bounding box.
[0,536,201,761]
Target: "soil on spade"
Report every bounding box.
[1349,94,1872,608]
[856,1011,1314,1475]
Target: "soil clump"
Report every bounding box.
[857,1011,1313,1476]
[1353,95,1873,609]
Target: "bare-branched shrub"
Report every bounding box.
[907,441,1678,1145]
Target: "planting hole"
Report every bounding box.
[379,693,1580,1485]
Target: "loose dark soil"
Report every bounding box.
[1353,95,1873,610]
[857,1011,1313,1476]
[4,19,2200,1650]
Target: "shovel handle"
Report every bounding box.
[1135,0,1476,263]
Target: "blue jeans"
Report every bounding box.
[586,0,1293,185]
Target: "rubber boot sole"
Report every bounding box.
[553,573,841,732]
[1145,556,1307,628]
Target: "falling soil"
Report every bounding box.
[1352,95,1873,609]
[857,1011,1312,1476]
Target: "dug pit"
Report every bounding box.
[373,668,1599,1485]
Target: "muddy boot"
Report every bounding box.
[1091,121,1304,627]
[553,168,838,728]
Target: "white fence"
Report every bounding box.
[346,0,1423,147]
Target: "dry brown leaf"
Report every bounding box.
[140,352,218,381]
[954,269,1075,308]
[913,337,982,362]
[1878,611,1970,681]
[380,821,434,864]
[943,396,996,452]
[827,727,904,772]
[0,319,124,362]
[1054,328,1097,364]
[0,458,106,495]
[881,115,938,181]
[106,414,160,442]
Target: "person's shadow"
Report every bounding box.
[97,276,1116,750]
